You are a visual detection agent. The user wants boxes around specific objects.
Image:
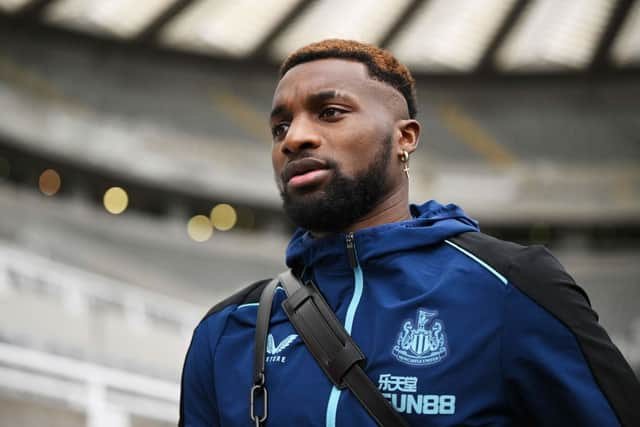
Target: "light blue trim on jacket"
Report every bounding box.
[237,287,286,309]
[237,302,258,309]
[445,240,508,285]
[326,263,364,427]
[345,265,364,333]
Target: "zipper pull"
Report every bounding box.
[345,232,358,268]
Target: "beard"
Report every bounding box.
[279,136,393,233]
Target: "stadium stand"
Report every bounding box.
[0,1,638,425]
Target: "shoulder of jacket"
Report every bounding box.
[447,231,525,276]
[449,232,640,427]
[448,231,590,304]
[200,278,272,323]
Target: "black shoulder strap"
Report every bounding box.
[251,270,408,427]
[250,277,279,426]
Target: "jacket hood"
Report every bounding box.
[285,200,479,270]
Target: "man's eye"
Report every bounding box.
[272,123,289,139]
[319,107,344,119]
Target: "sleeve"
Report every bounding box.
[179,315,226,427]
[501,246,640,427]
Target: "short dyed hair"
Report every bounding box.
[279,39,417,119]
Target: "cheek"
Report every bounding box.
[271,152,285,192]
[334,125,386,175]
[271,145,283,171]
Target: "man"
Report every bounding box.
[180,39,640,426]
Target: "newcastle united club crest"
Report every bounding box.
[392,309,448,366]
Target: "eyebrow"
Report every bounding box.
[309,90,340,103]
[270,90,355,120]
[270,105,287,120]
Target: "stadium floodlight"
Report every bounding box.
[387,0,517,72]
[0,0,32,13]
[269,0,411,61]
[160,0,301,58]
[497,0,616,71]
[611,0,640,66]
[44,0,178,39]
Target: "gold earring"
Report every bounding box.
[400,150,410,178]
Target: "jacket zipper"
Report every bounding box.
[343,232,362,334]
[326,232,363,427]
[346,232,358,268]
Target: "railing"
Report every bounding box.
[0,342,179,427]
[0,242,202,380]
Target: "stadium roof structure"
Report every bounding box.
[0,0,639,232]
[1,0,639,75]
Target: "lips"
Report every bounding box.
[283,158,329,183]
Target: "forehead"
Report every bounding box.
[272,58,380,107]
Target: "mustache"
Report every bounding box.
[279,153,339,183]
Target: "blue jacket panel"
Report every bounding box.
[180,201,640,426]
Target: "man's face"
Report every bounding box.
[270,58,404,232]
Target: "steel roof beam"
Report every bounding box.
[477,0,529,73]
[590,0,635,72]
[15,0,54,18]
[137,0,197,42]
[250,0,314,60]
[378,0,426,49]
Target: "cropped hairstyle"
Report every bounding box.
[279,39,417,119]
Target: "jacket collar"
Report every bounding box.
[285,200,479,271]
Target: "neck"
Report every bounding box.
[310,185,410,237]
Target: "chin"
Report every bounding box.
[285,188,327,206]
[285,180,330,197]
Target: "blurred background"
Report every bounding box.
[0,0,639,426]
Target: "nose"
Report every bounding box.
[280,115,321,155]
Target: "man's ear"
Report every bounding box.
[395,119,420,155]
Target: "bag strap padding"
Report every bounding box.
[252,270,409,427]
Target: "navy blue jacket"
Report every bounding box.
[180,201,640,426]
